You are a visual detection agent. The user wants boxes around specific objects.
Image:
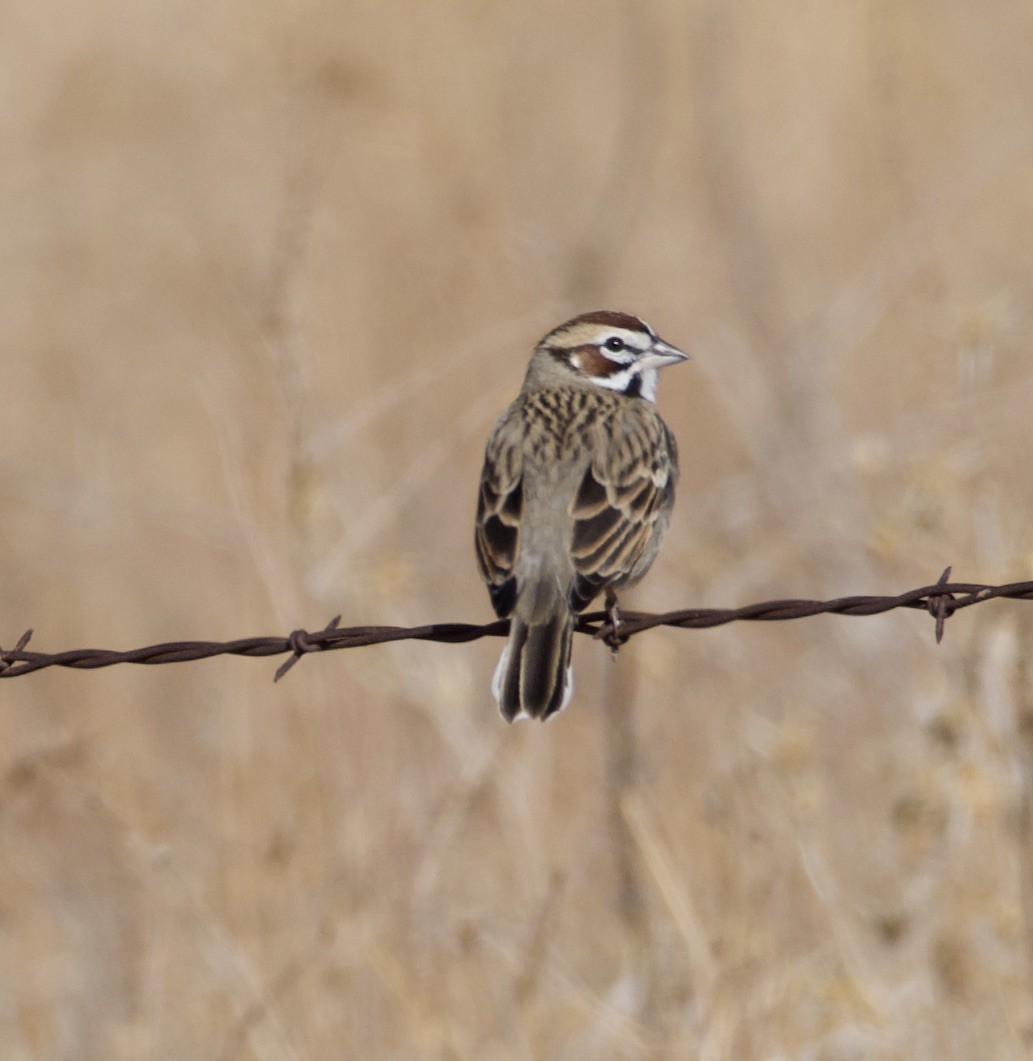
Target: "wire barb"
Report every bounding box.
[273,615,342,682]
[0,630,33,674]
[928,566,955,644]
[3,571,1033,683]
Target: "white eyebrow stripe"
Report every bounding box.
[552,322,653,350]
[601,327,652,350]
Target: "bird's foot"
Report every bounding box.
[604,591,623,658]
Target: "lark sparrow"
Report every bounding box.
[475,311,687,721]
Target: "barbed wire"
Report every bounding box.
[2,568,1031,683]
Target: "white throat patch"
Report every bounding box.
[590,365,659,402]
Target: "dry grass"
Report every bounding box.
[3,1,1033,1057]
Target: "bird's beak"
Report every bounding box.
[638,339,689,371]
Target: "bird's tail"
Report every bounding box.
[492,611,574,722]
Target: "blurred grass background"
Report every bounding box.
[2,0,1033,1057]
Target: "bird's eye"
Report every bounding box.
[604,337,625,352]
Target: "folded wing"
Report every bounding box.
[475,413,524,618]
[568,419,677,612]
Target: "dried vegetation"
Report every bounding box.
[3,1,1033,1057]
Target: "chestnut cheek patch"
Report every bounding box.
[571,346,623,378]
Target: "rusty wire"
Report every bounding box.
[2,568,1032,683]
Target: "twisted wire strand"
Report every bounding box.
[2,569,1030,682]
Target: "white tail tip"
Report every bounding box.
[491,645,574,722]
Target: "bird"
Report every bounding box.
[474,310,688,721]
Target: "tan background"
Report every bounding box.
[3,1,1033,1057]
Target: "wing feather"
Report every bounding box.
[475,408,525,618]
[567,412,677,611]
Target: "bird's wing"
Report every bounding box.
[475,406,525,618]
[568,413,677,612]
